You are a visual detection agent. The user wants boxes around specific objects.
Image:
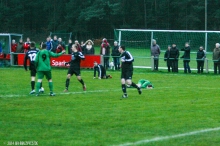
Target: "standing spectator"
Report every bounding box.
[181,42,191,73]
[196,46,205,73]
[46,37,53,51]
[151,39,160,71]
[52,35,59,53]
[16,38,24,53]
[111,41,120,70]
[64,44,86,92]
[56,38,66,53]
[74,40,82,52]
[100,38,110,69]
[169,43,179,72]
[80,41,86,54]
[93,61,112,79]
[84,40,95,55]
[11,39,18,65]
[68,39,73,54]
[212,43,220,74]
[35,44,66,96]
[118,45,142,98]
[164,45,171,72]
[23,37,31,53]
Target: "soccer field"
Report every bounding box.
[0,67,220,146]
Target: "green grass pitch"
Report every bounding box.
[0,67,220,146]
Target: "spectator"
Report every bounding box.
[52,35,59,53]
[84,40,95,55]
[164,45,171,72]
[23,37,31,53]
[100,38,110,69]
[16,38,24,53]
[74,40,82,52]
[151,39,160,71]
[196,46,205,74]
[46,37,53,51]
[68,39,73,54]
[11,39,18,65]
[80,41,86,54]
[212,43,220,74]
[56,38,66,53]
[169,43,179,72]
[111,41,120,70]
[181,42,191,73]
[93,61,112,79]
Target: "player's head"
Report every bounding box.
[94,61,98,66]
[30,42,35,49]
[118,45,125,53]
[42,43,46,49]
[71,44,77,52]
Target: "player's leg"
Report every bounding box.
[76,75,86,91]
[64,68,73,92]
[45,71,55,96]
[35,71,44,96]
[30,69,36,94]
[121,78,127,98]
[125,71,142,95]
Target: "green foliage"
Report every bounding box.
[0,68,220,145]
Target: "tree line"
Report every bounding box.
[0,0,219,41]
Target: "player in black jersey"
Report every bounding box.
[119,46,142,98]
[64,44,86,92]
[24,42,43,94]
[93,61,112,79]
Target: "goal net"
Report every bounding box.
[114,29,220,72]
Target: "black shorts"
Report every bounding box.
[121,69,133,80]
[30,68,37,77]
[67,68,81,76]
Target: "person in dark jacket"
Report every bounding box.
[52,35,59,53]
[181,42,191,73]
[169,44,179,72]
[212,43,220,74]
[196,46,205,73]
[68,39,73,54]
[84,40,95,55]
[164,45,171,72]
[111,41,120,70]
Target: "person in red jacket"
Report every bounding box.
[11,39,18,65]
[23,37,31,53]
[100,38,110,69]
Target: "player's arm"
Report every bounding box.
[124,51,134,62]
[98,66,102,79]
[23,52,28,71]
[49,50,65,57]
[93,66,97,78]
[78,52,85,60]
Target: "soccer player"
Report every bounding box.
[93,61,112,79]
[118,46,142,98]
[35,44,65,96]
[24,42,43,94]
[64,44,86,92]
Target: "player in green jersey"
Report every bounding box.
[35,43,65,96]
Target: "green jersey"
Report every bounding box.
[35,49,63,71]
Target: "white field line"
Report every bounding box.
[115,127,220,146]
[0,86,218,98]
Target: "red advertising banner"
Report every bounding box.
[17,54,101,68]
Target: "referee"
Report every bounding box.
[119,46,142,98]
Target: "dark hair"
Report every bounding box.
[120,45,125,50]
[30,42,35,48]
[42,43,46,49]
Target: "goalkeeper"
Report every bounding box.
[128,79,154,89]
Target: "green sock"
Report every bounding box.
[36,82,41,94]
[49,82,53,93]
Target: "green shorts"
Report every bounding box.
[37,71,52,80]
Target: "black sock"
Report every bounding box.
[79,79,85,86]
[65,79,70,90]
[131,82,139,89]
[122,84,126,94]
[40,82,42,88]
[31,81,35,90]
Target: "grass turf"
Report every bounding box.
[0,67,220,146]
